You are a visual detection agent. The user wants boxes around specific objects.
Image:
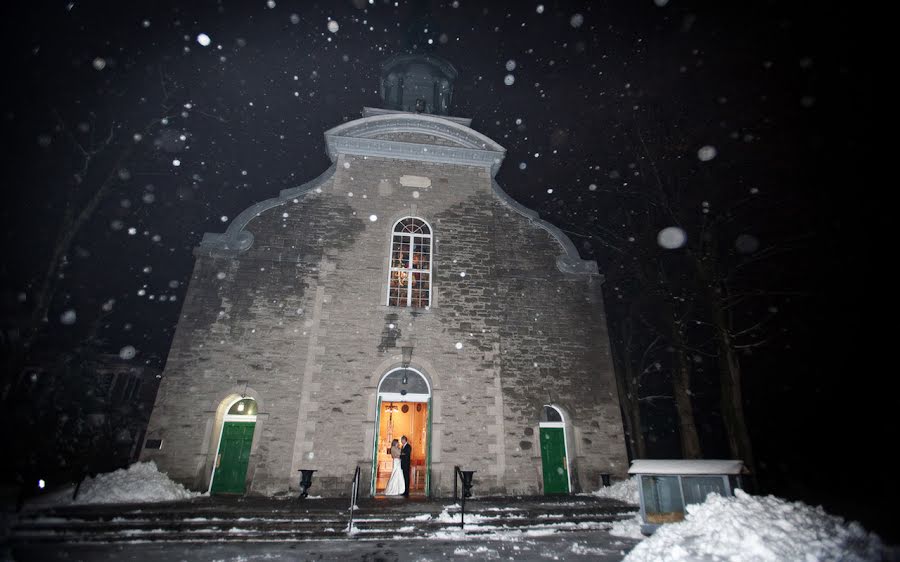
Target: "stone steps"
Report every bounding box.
[7,496,637,544]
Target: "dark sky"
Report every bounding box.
[1,0,859,358]
[1,0,887,540]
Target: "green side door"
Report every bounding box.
[539,427,569,494]
[211,421,255,494]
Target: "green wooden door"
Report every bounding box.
[539,427,569,494]
[211,421,255,494]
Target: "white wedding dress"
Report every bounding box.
[384,457,405,495]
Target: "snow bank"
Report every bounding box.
[590,475,640,505]
[609,513,645,539]
[27,462,202,507]
[72,462,201,504]
[624,489,889,562]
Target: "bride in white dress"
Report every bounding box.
[384,439,406,496]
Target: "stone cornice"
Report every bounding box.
[324,113,506,176]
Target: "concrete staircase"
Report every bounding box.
[7,495,637,544]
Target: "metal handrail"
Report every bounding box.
[347,466,361,534]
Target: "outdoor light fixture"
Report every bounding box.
[237,402,245,412]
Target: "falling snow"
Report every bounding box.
[697,145,717,161]
[118,345,137,360]
[657,226,687,249]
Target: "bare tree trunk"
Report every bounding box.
[710,291,756,473]
[624,359,647,459]
[670,322,702,459]
[610,325,646,459]
[690,244,756,473]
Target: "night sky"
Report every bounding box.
[1,0,889,542]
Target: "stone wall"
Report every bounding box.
[142,136,627,497]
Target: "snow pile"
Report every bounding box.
[591,476,640,505]
[609,513,645,539]
[72,462,201,504]
[624,489,888,562]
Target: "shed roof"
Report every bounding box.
[628,459,745,475]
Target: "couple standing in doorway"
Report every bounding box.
[384,436,411,497]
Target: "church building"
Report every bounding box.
[141,54,628,498]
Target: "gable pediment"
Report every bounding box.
[324,113,506,176]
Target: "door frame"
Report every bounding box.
[208,397,258,494]
[539,405,572,494]
[370,368,432,496]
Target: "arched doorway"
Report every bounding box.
[371,368,432,496]
[539,405,571,495]
[209,397,257,494]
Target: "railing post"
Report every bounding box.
[456,467,465,530]
[454,465,459,500]
[456,469,476,530]
[347,466,361,535]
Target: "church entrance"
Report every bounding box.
[210,398,257,495]
[539,405,571,495]
[371,368,431,496]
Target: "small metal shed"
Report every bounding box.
[628,459,746,536]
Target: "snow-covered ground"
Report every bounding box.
[587,476,893,560]
[626,489,890,561]
[601,481,888,561]
[20,467,895,560]
[27,461,201,507]
[590,475,640,505]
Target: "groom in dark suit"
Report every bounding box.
[400,436,411,497]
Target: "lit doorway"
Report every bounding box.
[371,368,431,496]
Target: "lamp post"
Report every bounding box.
[455,467,476,529]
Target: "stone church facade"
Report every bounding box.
[141,54,628,498]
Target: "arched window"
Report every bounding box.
[542,405,564,424]
[387,217,432,308]
[227,398,258,417]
